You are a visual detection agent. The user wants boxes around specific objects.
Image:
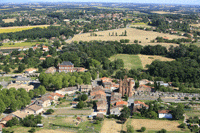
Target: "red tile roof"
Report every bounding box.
[116,101,128,106]
[1,115,13,122]
[158,110,171,114]
[134,101,149,108]
[43,46,48,48]
[48,96,54,100]
[55,93,64,98]
[39,58,46,60]
[46,55,52,57]
[0,123,5,128]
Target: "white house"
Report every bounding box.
[158,110,173,119]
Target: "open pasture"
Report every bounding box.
[138,54,175,69]
[101,119,126,133]
[109,54,143,70]
[131,119,181,131]
[69,28,185,47]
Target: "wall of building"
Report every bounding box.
[159,113,172,119]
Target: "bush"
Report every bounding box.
[127,125,134,133]
[46,109,54,114]
[192,97,196,101]
[184,97,189,100]
[120,39,125,43]
[141,127,146,132]
[28,127,36,133]
[77,101,84,109]
[158,129,167,133]
[6,117,19,127]
[179,123,186,129]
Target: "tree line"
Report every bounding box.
[0,26,74,41]
[38,72,91,90]
[0,86,46,114]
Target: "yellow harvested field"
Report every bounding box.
[131,119,181,131]
[0,25,50,33]
[36,129,75,133]
[101,119,126,133]
[3,18,16,23]
[138,54,174,68]
[69,28,185,47]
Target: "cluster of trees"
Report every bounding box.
[7,115,42,127]
[120,39,130,43]
[0,26,74,41]
[156,37,192,44]
[0,86,46,114]
[0,17,50,27]
[39,72,91,90]
[145,44,200,88]
[149,18,190,32]
[187,116,200,124]
[76,94,89,109]
[0,88,31,113]
[134,101,185,120]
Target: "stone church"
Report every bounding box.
[119,76,135,97]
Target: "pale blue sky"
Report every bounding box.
[1,0,200,5]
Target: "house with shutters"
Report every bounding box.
[58,61,74,73]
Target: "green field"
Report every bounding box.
[1,42,41,47]
[109,54,143,69]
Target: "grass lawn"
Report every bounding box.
[41,116,102,133]
[1,42,42,48]
[109,54,143,69]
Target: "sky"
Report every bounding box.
[1,0,200,5]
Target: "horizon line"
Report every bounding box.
[0,1,200,6]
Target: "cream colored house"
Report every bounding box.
[23,104,43,115]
